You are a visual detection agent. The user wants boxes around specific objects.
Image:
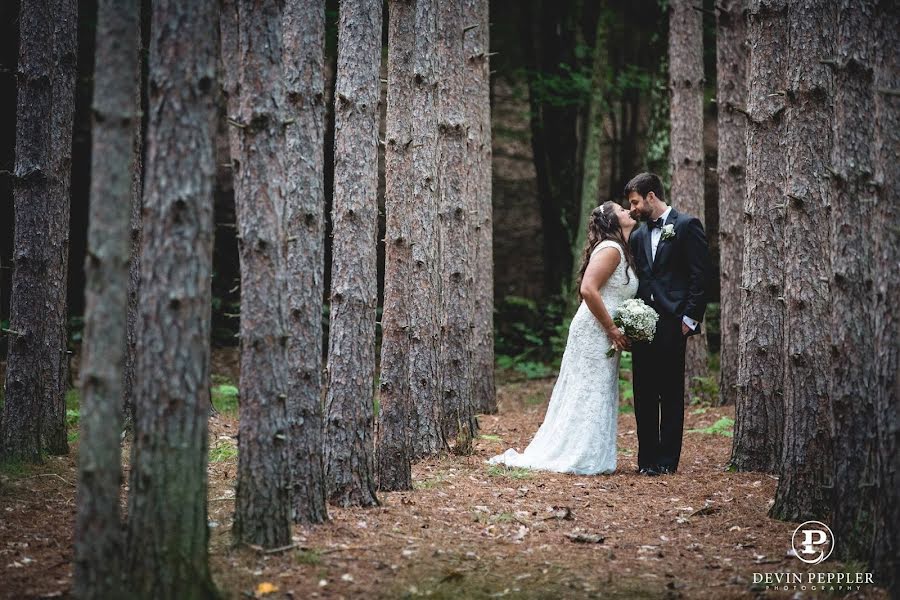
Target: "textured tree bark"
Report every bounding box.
[571,12,608,297]
[716,0,748,407]
[324,0,382,508]
[41,0,78,455]
[1,0,54,463]
[828,0,881,565]
[73,2,140,596]
[123,1,146,430]
[225,0,294,547]
[520,0,583,297]
[124,1,219,596]
[376,0,415,491]
[730,0,787,473]
[463,0,496,416]
[282,0,329,525]
[770,0,834,521]
[408,0,447,458]
[871,0,899,586]
[437,0,476,450]
[668,0,708,403]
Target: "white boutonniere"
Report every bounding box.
[661,223,675,240]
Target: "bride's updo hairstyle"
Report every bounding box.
[575,201,636,299]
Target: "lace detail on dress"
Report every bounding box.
[488,240,638,474]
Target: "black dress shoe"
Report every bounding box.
[638,466,660,476]
[656,465,676,475]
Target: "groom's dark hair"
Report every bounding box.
[624,172,665,202]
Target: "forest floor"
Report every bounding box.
[0,354,889,599]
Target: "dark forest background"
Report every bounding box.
[0,0,721,375]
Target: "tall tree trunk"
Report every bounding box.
[571,11,609,302]
[520,0,580,298]
[437,0,476,450]
[124,0,219,595]
[41,0,78,456]
[829,0,880,564]
[282,0,329,525]
[324,0,382,508]
[730,0,787,473]
[770,0,834,521]
[464,0,496,415]
[74,1,140,596]
[226,0,293,547]
[376,0,415,491]
[668,0,708,403]
[1,0,54,463]
[123,0,147,430]
[871,0,899,586]
[408,0,446,458]
[715,0,748,407]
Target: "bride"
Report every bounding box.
[489,201,638,474]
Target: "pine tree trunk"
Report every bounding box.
[871,0,899,586]
[770,0,834,521]
[123,2,146,430]
[1,0,55,463]
[463,0,495,416]
[74,2,140,596]
[282,0,329,525]
[437,0,476,450]
[227,0,293,547]
[408,0,446,458]
[124,1,219,596]
[716,0,748,407]
[668,0,708,403]
[41,0,78,455]
[571,12,608,305]
[730,0,787,473]
[376,0,415,491]
[324,0,382,508]
[829,0,880,563]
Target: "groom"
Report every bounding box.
[625,173,710,476]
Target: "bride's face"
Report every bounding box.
[613,203,636,229]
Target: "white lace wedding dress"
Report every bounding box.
[488,240,638,474]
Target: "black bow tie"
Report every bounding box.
[648,217,665,230]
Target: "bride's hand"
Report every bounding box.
[607,326,629,351]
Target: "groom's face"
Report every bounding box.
[628,191,653,221]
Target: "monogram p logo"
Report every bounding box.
[792,521,835,565]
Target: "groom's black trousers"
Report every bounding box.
[631,315,687,471]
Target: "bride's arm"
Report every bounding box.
[580,247,628,350]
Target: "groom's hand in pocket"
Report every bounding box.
[681,322,691,336]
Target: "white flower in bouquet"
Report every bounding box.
[606,298,660,357]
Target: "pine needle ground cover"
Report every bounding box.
[0,355,889,599]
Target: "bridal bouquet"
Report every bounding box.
[605,298,659,357]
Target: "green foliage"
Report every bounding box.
[67,315,85,345]
[64,388,81,444]
[689,375,720,406]
[211,381,239,415]
[295,549,323,566]
[486,465,532,480]
[494,295,572,380]
[479,434,503,442]
[414,472,449,490]
[687,416,735,437]
[0,457,30,478]
[524,392,545,406]
[209,439,238,463]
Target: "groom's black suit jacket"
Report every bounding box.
[629,207,710,336]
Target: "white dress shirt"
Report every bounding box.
[649,206,697,332]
